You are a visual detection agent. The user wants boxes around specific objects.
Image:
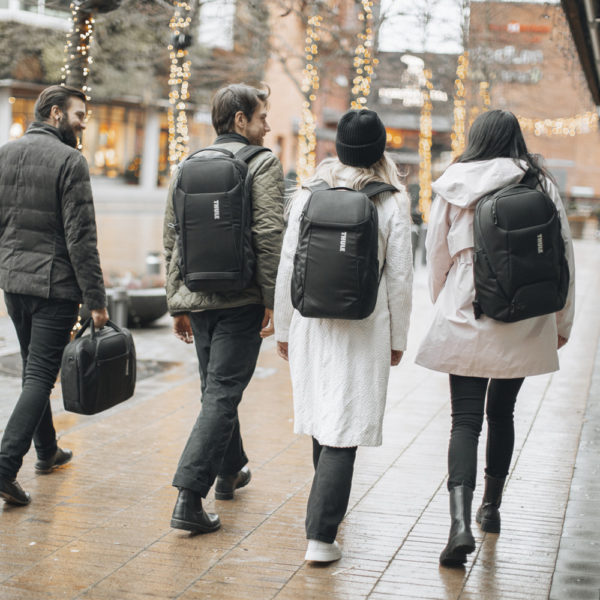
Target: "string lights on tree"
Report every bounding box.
[61,1,121,97]
[351,0,378,109]
[418,69,433,222]
[297,14,322,181]
[167,1,195,171]
[451,52,468,159]
[62,2,95,98]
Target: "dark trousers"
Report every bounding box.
[447,374,524,491]
[0,293,78,480]
[305,437,357,543]
[172,304,264,497]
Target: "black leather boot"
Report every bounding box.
[0,477,31,506]
[215,466,251,500]
[439,485,476,567]
[475,475,505,533]
[170,488,221,533]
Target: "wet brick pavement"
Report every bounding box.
[0,239,598,600]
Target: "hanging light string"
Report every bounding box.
[297,14,322,181]
[167,1,194,171]
[479,81,491,110]
[418,69,433,223]
[351,0,377,109]
[61,2,95,100]
[451,52,468,159]
[518,111,599,136]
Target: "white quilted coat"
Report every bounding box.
[415,158,575,378]
[274,184,413,447]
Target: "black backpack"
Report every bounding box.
[173,144,268,292]
[291,180,397,320]
[473,169,569,323]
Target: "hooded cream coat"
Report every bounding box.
[415,158,575,378]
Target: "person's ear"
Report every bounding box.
[234,110,246,130]
[49,105,62,124]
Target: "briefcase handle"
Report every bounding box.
[75,318,125,340]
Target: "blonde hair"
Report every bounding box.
[283,154,405,220]
[305,153,405,194]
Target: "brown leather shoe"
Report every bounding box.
[215,466,251,500]
[0,477,31,506]
[170,488,220,533]
[35,447,73,474]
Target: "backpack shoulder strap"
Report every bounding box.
[360,181,398,198]
[520,168,542,190]
[235,144,270,164]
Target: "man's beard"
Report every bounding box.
[58,116,79,148]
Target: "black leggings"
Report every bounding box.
[447,374,524,491]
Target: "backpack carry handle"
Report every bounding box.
[185,147,234,162]
[304,180,397,197]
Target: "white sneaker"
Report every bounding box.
[304,539,342,563]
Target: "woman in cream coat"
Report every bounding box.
[274,109,413,563]
[416,109,575,567]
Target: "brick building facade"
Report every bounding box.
[469,1,600,204]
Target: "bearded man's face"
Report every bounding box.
[58,97,86,148]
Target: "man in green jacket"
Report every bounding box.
[164,83,284,532]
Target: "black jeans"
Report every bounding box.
[0,293,78,480]
[447,374,524,491]
[305,438,357,543]
[172,304,264,497]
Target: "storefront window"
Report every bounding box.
[21,0,70,18]
[84,104,145,181]
[4,91,165,187]
[10,97,35,140]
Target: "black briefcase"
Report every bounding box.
[61,319,136,415]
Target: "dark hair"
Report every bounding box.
[456,109,551,181]
[34,85,86,121]
[211,83,270,135]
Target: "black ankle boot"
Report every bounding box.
[475,475,505,534]
[170,488,221,533]
[215,466,251,500]
[440,485,476,567]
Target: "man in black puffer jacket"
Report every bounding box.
[0,85,109,507]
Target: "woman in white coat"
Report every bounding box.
[416,109,575,567]
[274,109,413,563]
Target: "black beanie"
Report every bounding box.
[335,109,387,167]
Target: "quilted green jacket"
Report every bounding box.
[163,134,285,314]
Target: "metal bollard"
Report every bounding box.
[145,252,161,276]
[111,287,129,328]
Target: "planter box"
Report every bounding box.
[567,215,586,239]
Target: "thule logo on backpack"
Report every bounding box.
[213,200,220,220]
[339,232,347,252]
[537,233,543,254]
